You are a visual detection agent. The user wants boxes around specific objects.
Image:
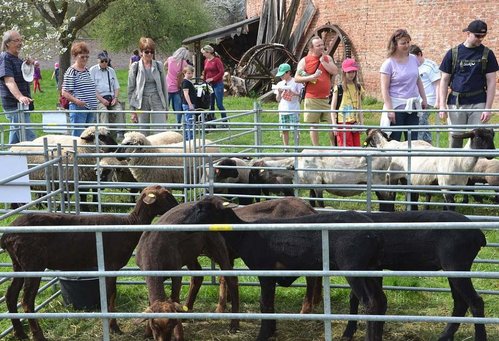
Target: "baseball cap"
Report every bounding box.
[276,63,291,77]
[97,51,109,60]
[463,20,487,34]
[342,58,359,72]
[21,61,34,82]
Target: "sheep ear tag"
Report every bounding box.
[222,201,238,208]
[143,193,157,204]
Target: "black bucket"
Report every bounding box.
[59,274,101,310]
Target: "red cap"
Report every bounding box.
[342,58,359,72]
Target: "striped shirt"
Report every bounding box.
[62,66,98,109]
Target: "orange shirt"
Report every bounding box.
[304,55,331,99]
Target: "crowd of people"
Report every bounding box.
[1,19,498,145]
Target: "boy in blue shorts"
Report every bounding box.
[274,63,303,147]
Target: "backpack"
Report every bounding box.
[328,84,343,108]
[451,45,490,76]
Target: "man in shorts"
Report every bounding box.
[295,37,338,146]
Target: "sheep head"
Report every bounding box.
[115,132,151,160]
[364,129,391,148]
[214,158,240,182]
[138,185,178,218]
[79,126,117,152]
[454,128,496,159]
[183,196,242,225]
[143,300,186,341]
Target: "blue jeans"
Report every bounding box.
[390,111,419,142]
[5,108,36,144]
[181,104,195,140]
[69,103,96,137]
[169,91,183,124]
[210,82,227,120]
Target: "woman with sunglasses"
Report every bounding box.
[61,41,98,136]
[128,37,168,135]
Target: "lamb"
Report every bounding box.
[135,197,319,337]
[116,131,219,185]
[340,210,487,341]
[177,196,387,341]
[9,126,118,209]
[141,300,185,341]
[366,128,496,210]
[0,185,179,341]
[210,157,258,204]
[95,157,139,202]
[248,157,295,198]
[463,158,499,204]
[293,149,392,210]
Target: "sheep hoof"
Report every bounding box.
[13,330,29,340]
[228,321,240,333]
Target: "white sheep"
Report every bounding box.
[146,131,183,146]
[366,128,496,209]
[464,157,499,204]
[294,149,392,209]
[117,131,219,185]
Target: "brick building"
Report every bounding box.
[246,0,499,103]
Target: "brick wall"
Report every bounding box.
[246,0,499,104]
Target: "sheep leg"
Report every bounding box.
[300,277,322,314]
[105,277,121,334]
[438,278,486,341]
[216,257,236,314]
[409,191,419,211]
[375,191,394,212]
[443,192,456,211]
[170,276,182,304]
[184,260,203,311]
[341,290,360,341]
[208,235,239,332]
[257,277,277,341]
[345,277,386,341]
[21,277,47,341]
[5,275,28,340]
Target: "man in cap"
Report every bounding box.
[0,30,36,144]
[89,51,125,140]
[438,19,498,148]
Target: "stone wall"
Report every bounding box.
[246,0,499,103]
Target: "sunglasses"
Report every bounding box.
[100,59,109,63]
[142,50,154,55]
[474,33,486,39]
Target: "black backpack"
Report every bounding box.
[193,78,211,110]
[328,84,343,109]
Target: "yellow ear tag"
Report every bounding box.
[209,224,233,231]
[182,306,188,312]
[222,201,230,207]
[148,193,156,198]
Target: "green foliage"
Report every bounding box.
[90,0,214,54]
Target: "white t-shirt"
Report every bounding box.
[274,78,303,115]
[419,58,441,106]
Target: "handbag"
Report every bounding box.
[59,95,69,109]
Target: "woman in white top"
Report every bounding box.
[128,37,168,135]
[380,29,427,141]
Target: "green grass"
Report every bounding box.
[1,69,499,340]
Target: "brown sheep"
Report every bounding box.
[1,185,178,341]
[136,197,318,336]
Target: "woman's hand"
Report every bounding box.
[388,111,396,123]
[131,112,138,123]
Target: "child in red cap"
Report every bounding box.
[330,58,364,147]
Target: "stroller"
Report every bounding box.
[192,78,214,122]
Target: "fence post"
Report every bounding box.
[253,101,262,153]
[366,154,373,213]
[321,229,333,341]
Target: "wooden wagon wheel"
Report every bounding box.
[297,24,353,66]
[236,43,298,95]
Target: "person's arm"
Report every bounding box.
[416,76,427,109]
[380,73,395,123]
[183,88,194,110]
[294,58,311,83]
[330,89,338,135]
[112,69,120,106]
[127,63,137,105]
[320,54,338,76]
[482,72,497,122]
[3,77,32,105]
[432,78,440,108]
[438,72,451,120]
